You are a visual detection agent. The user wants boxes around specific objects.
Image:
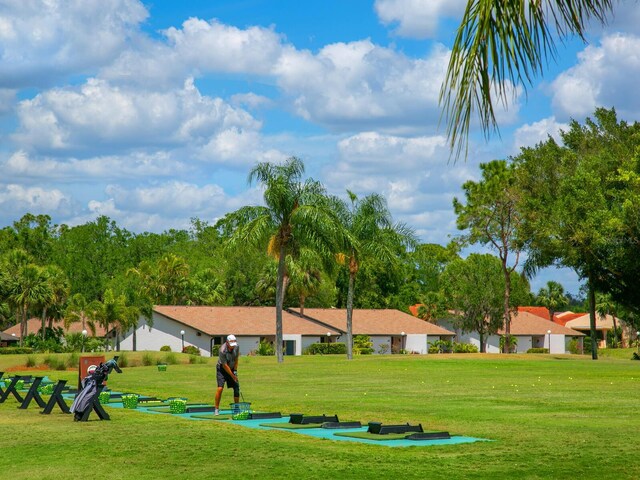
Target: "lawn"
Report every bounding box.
[1,351,639,479]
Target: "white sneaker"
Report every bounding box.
[214,408,220,416]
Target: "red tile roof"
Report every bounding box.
[3,318,108,338]
[497,311,584,336]
[518,306,552,320]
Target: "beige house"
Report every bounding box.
[118,306,455,356]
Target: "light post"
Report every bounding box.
[401,331,405,353]
[180,330,185,351]
[326,332,331,343]
[82,329,87,353]
[547,329,552,353]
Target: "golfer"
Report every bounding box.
[214,334,240,415]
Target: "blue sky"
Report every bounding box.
[2,0,640,296]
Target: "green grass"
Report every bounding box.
[1,352,639,479]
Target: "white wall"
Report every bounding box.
[516,336,533,353]
[549,334,566,354]
[406,334,427,354]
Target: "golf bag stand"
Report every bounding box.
[70,357,122,422]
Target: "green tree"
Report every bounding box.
[515,108,640,359]
[442,253,529,352]
[442,0,615,157]
[453,160,523,352]
[93,288,137,351]
[217,157,341,363]
[334,191,417,359]
[64,293,98,336]
[536,281,568,323]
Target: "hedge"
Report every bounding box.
[0,347,34,355]
[305,343,347,355]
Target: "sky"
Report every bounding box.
[2,0,640,296]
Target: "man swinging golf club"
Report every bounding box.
[214,334,240,415]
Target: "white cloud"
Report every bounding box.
[231,93,275,110]
[4,150,189,180]
[0,0,147,88]
[374,0,467,39]
[275,41,451,131]
[69,181,264,233]
[551,34,640,120]
[13,77,260,154]
[512,116,569,151]
[0,183,72,216]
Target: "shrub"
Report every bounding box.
[353,335,373,355]
[452,342,479,353]
[142,353,154,366]
[499,335,518,353]
[256,340,275,356]
[25,355,37,367]
[632,352,640,361]
[160,345,172,352]
[66,352,79,369]
[163,352,178,365]
[0,347,34,355]
[527,348,549,354]
[378,343,390,354]
[83,337,105,352]
[117,352,128,368]
[429,340,453,354]
[182,345,200,355]
[305,343,347,355]
[568,338,582,355]
[211,345,220,356]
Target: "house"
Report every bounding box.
[0,332,19,348]
[118,306,456,356]
[555,311,625,348]
[2,318,109,339]
[436,310,584,354]
[289,308,455,354]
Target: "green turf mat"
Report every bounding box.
[333,432,412,441]
[190,414,232,420]
[260,422,322,429]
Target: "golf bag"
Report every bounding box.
[70,357,122,421]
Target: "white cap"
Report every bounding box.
[227,334,237,347]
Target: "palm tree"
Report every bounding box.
[8,264,51,346]
[64,293,97,336]
[442,0,615,158]
[39,265,69,339]
[334,191,417,359]
[536,281,568,323]
[94,289,135,351]
[596,292,619,348]
[220,157,341,363]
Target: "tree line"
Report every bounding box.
[1,108,638,359]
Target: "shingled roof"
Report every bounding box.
[153,306,342,336]
[288,308,455,336]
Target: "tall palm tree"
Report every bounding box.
[220,157,341,363]
[596,292,619,348]
[334,191,417,359]
[64,293,97,336]
[536,281,568,323]
[39,265,69,339]
[94,289,134,351]
[8,264,51,346]
[442,0,615,158]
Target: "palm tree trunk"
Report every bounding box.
[346,272,355,360]
[275,245,286,363]
[20,307,27,347]
[41,308,47,341]
[299,295,306,316]
[588,277,598,360]
[133,327,137,351]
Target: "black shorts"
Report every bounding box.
[216,364,240,396]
